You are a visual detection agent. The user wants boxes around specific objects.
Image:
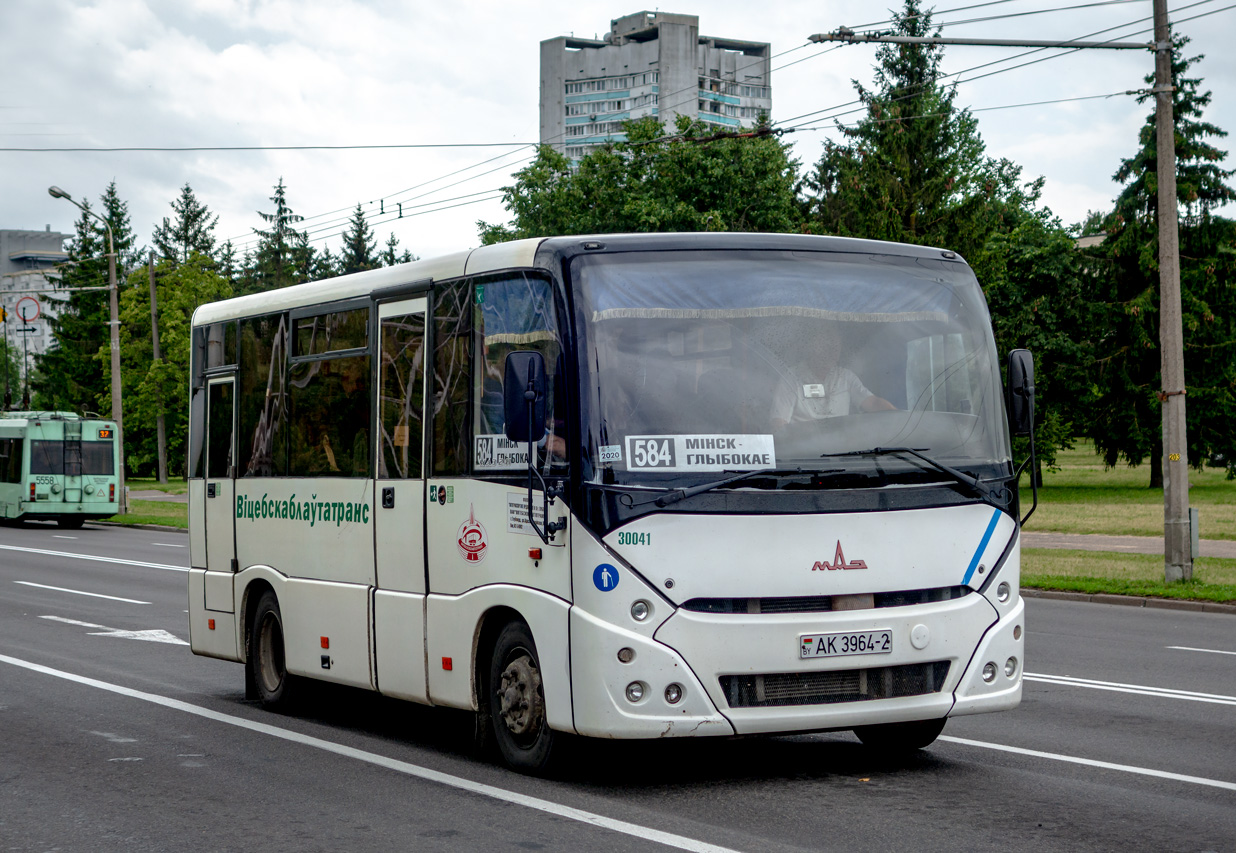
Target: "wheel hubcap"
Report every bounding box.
[258,613,285,694]
[498,653,543,740]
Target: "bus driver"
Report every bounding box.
[770,330,894,430]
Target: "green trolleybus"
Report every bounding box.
[187,233,1037,772]
[0,411,121,528]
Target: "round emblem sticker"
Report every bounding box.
[593,563,619,592]
[457,505,488,563]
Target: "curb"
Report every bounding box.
[1023,587,1236,616]
[91,521,188,534]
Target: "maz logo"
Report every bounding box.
[812,541,868,571]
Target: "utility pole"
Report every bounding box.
[809,9,1192,583]
[1153,0,1190,581]
[148,252,168,483]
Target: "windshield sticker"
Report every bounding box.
[457,505,488,562]
[624,434,775,472]
[599,444,623,464]
[593,563,619,592]
[475,434,529,470]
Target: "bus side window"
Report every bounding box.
[0,438,21,483]
[379,312,426,479]
[471,273,564,473]
[239,313,290,477]
[432,281,471,476]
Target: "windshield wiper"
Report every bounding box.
[619,467,838,509]
[820,446,1012,508]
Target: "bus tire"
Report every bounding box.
[248,590,298,711]
[56,517,85,530]
[854,718,947,753]
[488,620,557,773]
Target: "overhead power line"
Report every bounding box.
[0,142,536,153]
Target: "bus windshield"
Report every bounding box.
[573,249,1012,489]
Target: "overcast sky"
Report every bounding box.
[3,0,1234,264]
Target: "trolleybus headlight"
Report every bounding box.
[630,600,650,622]
[625,682,645,703]
[664,683,683,704]
[982,662,997,683]
[997,582,1011,603]
[1005,657,1019,678]
[617,647,635,664]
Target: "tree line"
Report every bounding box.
[477,2,1235,484]
[28,179,415,478]
[18,0,1235,484]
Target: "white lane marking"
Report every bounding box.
[939,736,1236,792]
[1167,646,1236,657]
[90,731,137,743]
[0,654,744,853]
[53,535,78,540]
[152,543,186,548]
[15,581,150,605]
[0,542,186,572]
[38,615,188,646]
[1025,672,1236,706]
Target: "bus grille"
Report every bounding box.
[683,587,969,615]
[719,661,950,708]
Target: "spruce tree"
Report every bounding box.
[339,204,378,275]
[1085,37,1236,482]
[152,183,219,264]
[244,178,313,295]
[381,232,416,266]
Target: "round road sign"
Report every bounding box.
[15,296,40,322]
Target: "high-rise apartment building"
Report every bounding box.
[540,11,771,159]
[1,227,69,391]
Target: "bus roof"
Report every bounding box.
[191,232,970,327]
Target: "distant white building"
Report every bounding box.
[0,227,69,385]
[540,11,772,159]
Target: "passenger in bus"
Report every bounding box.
[769,331,894,429]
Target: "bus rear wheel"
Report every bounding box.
[854,718,947,753]
[488,621,557,773]
[56,517,85,530]
[248,590,298,710]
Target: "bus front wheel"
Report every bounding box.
[854,718,947,753]
[248,590,298,710]
[487,620,557,773]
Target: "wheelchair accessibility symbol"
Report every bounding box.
[593,563,619,592]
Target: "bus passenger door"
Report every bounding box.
[204,378,237,590]
[373,298,429,702]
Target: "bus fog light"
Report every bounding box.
[982,662,997,683]
[625,682,645,703]
[1005,657,1018,678]
[630,600,650,622]
[997,582,1011,602]
[664,683,683,704]
[617,647,634,664]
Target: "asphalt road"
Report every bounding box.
[1,521,1233,852]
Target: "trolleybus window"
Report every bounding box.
[30,440,64,475]
[0,438,21,482]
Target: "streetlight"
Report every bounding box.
[48,186,127,515]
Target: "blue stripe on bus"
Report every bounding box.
[962,508,1003,586]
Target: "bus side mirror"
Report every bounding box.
[1007,349,1035,436]
[503,350,547,443]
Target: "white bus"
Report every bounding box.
[187,233,1035,772]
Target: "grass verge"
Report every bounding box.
[102,498,188,529]
[126,477,189,495]
[1022,548,1236,604]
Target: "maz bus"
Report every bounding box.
[187,233,1035,772]
[0,411,121,527]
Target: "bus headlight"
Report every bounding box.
[982,662,997,683]
[625,682,645,703]
[630,600,650,622]
[1005,657,1019,678]
[997,582,1011,603]
[664,683,683,704]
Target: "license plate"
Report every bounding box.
[800,630,893,659]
